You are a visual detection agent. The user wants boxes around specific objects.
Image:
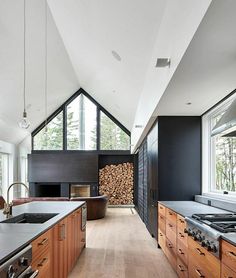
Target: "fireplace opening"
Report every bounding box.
[70,185,91,198]
[34,183,61,197]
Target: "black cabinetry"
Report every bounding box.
[135,116,201,239]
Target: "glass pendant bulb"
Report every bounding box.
[19,110,30,129]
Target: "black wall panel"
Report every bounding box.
[158,116,201,201]
[28,153,98,183]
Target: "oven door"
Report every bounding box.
[18,267,39,278]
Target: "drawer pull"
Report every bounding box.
[168,223,173,228]
[38,238,48,246]
[195,269,205,277]
[178,248,184,255]
[168,243,173,249]
[168,212,173,215]
[37,257,48,267]
[159,233,163,237]
[196,248,205,256]
[160,215,164,220]
[178,264,185,272]
[59,224,66,241]
[226,251,236,261]
[178,232,185,238]
[179,219,185,224]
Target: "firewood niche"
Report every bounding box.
[99,162,134,205]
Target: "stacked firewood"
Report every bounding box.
[99,162,134,205]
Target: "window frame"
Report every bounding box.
[0,152,9,200]
[202,92,236,200]
[32,89,131,152]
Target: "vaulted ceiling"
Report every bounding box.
[1,0,236,148]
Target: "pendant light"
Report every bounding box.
[19,0,30,129]
[43,0,48,139]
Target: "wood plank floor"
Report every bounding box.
[69,208,177,278]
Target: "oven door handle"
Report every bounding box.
[28,269,39,278]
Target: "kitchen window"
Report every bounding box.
[202,94,236,198]
[0,153,9,199]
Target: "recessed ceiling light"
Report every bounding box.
[112,90,116,93]
[111,50,122,62]
[186,102,192,105]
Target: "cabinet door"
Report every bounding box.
[53,218,68,278]
[76,208,82,258]
[67,212,76,273]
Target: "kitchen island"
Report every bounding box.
[0,201,86,277]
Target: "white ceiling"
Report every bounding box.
[156,0,236,116]
[0,0,79,144]
[47,0,167,130]
[1,0,236,147]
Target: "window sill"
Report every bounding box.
[202,192,236,202]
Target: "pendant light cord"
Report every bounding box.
[23,0,26,113]
[45,0,48,128]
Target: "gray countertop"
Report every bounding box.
[159,201,236,246]
[0,201,85,264]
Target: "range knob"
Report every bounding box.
[201,240,206,247]
[7,265,16,278]
[212,245,217,253]
[207,245,213,252]
[19,257,28,267]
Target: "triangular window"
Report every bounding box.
[32,90,130,151]
[33,111,63,150]
[100,112,130,150]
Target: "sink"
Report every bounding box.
[0,213,58,224]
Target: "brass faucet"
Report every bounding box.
[3,182,29,218]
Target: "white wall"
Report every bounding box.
[0,139,17,200]
[131,0,212,152]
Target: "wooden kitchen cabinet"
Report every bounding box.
[52,207,84,278]
[221,263,236,278]
[221,240,236,274]
[32,228,53,278]
[188,237,220,278]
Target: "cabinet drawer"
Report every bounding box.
[177,215,186,233]
[166,208,177,223]
[222,240,236,273]
[166,220,177,253]
[177,240,188,266]
[189,257,209,278]
[177,229,188,247]
[32,249,51,278]
[188,237,220,278]
[158,203,166,216]
[222,263,236,278]
[177,257,188,278]
[158,213,166,233]
[32,229,52,260]
[166,238,177,271]
[158,229,166,253]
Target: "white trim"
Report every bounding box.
[202,93,236,198]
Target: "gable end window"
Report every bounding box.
[32,90,130,151]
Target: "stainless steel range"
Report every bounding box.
[185,213,236,258]
[0,245,38,278]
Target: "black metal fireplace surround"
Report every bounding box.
[28,152,134,198]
